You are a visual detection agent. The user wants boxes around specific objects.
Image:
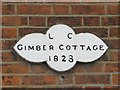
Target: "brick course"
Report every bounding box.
[2,16,27,26]
[1,2,119,89]
[2,28,17,38]
[75,75,110,84]
[71,5,105,15]
[17,5,52,15]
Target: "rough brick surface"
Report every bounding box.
[2,4,15,15]
[112,74,120,85]
[102,16,118,26]
[2,16,27,26]
[85,87,101,90]
[109,28,119,38]
[2,76,20,85]
[107,4,119,14]
[18,28,48,37]
[29,17,46,26]
[2,40,16,50]
[73,63,103,73]
[17,5,52,15]
[1,2,119,89]
[110,51,119,61]
[75,75,110,84]
[48,17,82,26]
[105,39,120,49]
[83,17,100,26]
[104,63,119,72]
[53,5,69,15]
[71,5,105,15]
[21,75,56,85]
[30,63,49,74]
[58,74,73,85]
[74,28,108,38]
[2,28,17,38]
[2,51,18,62]
[2,63,29,74]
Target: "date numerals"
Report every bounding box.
[49,55,74,62]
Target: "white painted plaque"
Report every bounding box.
[14,24,108,72]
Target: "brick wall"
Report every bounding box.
[1,2,120,90]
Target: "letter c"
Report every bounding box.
[67,33,72,39]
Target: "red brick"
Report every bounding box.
[46,88,83,90]
[30,63,49,74]
[2,64,29,74]
[17,5,51,15]
[29,17,46,26]
[104,63,119,72]
[2,28,17,38]
[83,0,98,2]
[2,51,18,62]
[75,75,110,84]
[2,16,27,26]
[112,74,120,85]
[71,5,105,15]
[2,40,16,50]
[0,16,2,25]
[1,3,120,88]
[73,63,103,73]
[107,5,118,14]
[83,17,100,26]
[0,41,2,50]
[102,16,118,26]
[74,28,108,38]
[18,28,48,37]
[46,2,79,4]
[53,5,69,15]
[104,86,119,90]
[22,75,56,85]
[109,28,120,38]
[2,88,27,90]
[48,17,82,26]
[110,51,120,61]
[58,75,73,84]
[98,51,109,61]
[2,76,20,85]
[104,39,120,49]
[85,86,101,90]
[2,4,15,14]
